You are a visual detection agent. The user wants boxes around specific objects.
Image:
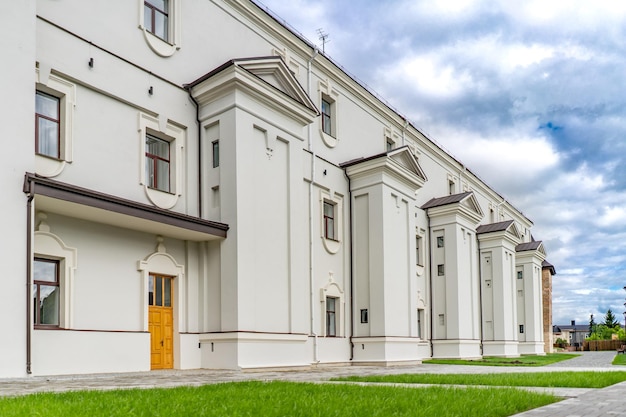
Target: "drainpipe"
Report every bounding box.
[187,93,203,218]
[24,178,34,375]
[307,47,319,364]
[401,117,408,147]
[343,170,354,361]
[427,213,435,357]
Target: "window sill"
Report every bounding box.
[140,26,179,57]
[319,129,338,148]
[144,184,179,209]
[322,236,340,254]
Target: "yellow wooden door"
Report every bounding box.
[148,274,173,370]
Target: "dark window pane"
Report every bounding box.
[34,259,57,283]
[212,141,219,168]
[39,285,59,325]
[156,158,170,192]
[37,118,60,157]
[164,278,171,307]
[148,275,154,306]
[155,277,162,306]
[36,92,59,119]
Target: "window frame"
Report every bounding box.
[144,0,169,41]
[326,296,338,337]
[212,140,219,168]
[321,97,333,136]
[35,91,61,159]
[35,69,76,178]
[145,133,172,193]
[323,200,337,241]
[33,257,60,328]
[139,0,181,57]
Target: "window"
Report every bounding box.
[386,137,394,151]
[417,309,424,338]
[437,264,445,276]
[326,297,337,336]
[35,91,60,159]
[144,0,169,41]
[437,236,444,248]
[416,236,422,266]
[448,180,455,195]
[438,314,445,326]
[360,309,368,324]
[145,134,171,192]
[321,98,333,136]
[519,324,525,334]
[212,140,219,168]
[149,274,173,307]
[323,201,336,240]
[517,271,523,279]
[33,258,60,327]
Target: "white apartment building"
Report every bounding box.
[0,0,550,377]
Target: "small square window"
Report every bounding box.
[144,0,169,41]
[438,314,445,326]
[519,324,525,334]
[437,236,444,248]
[517,271,523,279]
[145,134,171,192]
[323,201,336,240]
[437,264,445,276]
[360,309,368,324]
[35,91,61,159]
[212,140,219,168]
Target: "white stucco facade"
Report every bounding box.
[0,0,550,377]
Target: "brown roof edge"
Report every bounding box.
[23,173,229,238]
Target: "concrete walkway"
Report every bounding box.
[0,351,624,416]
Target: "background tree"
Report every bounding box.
[589,313,596,335]
[604,309,619,328]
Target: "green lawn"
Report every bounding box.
[333,371,626,388]
[423,353,578,367]
[0,381,558,417]
[613,353,626,365]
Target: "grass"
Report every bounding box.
[0,381,558,417]
[613,354,626,365]
[333,371,626,388]
[423,353,578,367]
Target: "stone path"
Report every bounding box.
[0,351,624,416]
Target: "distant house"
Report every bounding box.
[553,321,589,347]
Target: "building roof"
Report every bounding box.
[476,220,515,234]
[420,192,473,210]
[542,260,557,275]
[553,324,589,333]
[515,241,543,252]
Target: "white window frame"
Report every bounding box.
[33,215,78,330]
[138,112,185,209]
[320,190,343,254]
[318,80,339,148]
[138,0,181,57]
[35,68,75,178]
[320,279,344,337]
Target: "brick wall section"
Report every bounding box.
[542,268,553,353]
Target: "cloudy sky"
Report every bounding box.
[256,0,626,327]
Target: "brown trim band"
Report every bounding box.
[23,173,228,238]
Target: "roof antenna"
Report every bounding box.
[317,28,330,53]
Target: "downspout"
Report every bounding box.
[427,212,434,357]
[477,235,484,356]
[401,117,408,147]
[24,178,34,375]
[307,47,319,364]
[343,170,354,361]
[187,92,203,218]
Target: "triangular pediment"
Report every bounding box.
[388,147,427,183]
[421,191,484,224]
[477,220,522,240]
[341,146,427,191]
[516,240,546,256]
[237,57,318,114]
